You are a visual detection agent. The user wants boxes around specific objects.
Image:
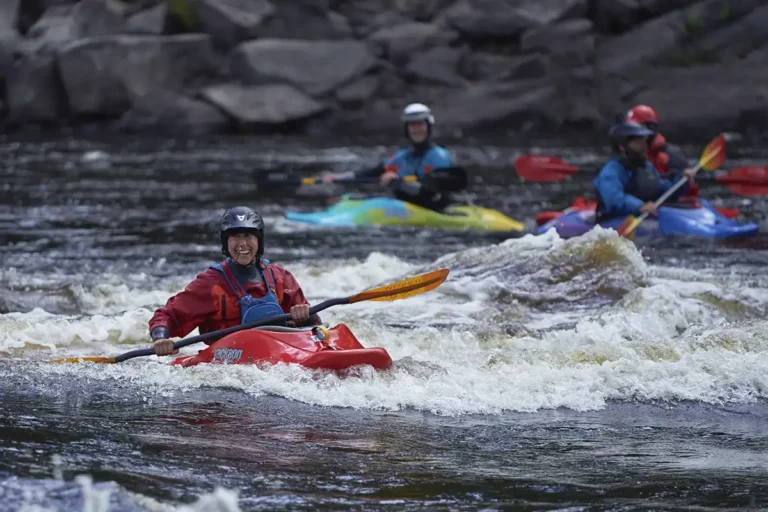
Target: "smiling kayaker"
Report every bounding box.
[626,104,698,198]
[150,206,320,356]
[322,103,459,210]
[594,121,696,220]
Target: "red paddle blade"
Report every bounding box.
[714,207,739,219]
[515,155,579,182]
[699,135,726,171]
[716,166,768,196]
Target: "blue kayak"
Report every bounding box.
[536,199,759,239]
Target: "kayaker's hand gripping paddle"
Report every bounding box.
[52,268,450,364]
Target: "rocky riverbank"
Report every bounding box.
[1,0,767,139]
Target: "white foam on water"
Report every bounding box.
[4,473,242,512]
[3,229,768,415]
[175,488,241,512]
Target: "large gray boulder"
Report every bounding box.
[5,54,62,122]
[681,4,768,60]
[367,22,458,65]
[394,0,455,21]
[258,2,353,40]
[627,64,768,134]
[596,0,764,75]
[334,0,393,34]
[200,83,327,124]
[230,39,376,96]
[57,34,218,117]
[193,0,275,47]
[443,1,541,38]
[335,75,380,108]
[125,2,168,35]
[405,46,467,87]
[516,0,588,24]
[521,19,595,68]
[0,0,20,31]
[0,30,19,79]
[591,0,700,33]
[431,81,560,131]
[25,0,126,54]
[116,89,230,135]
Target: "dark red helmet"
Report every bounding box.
[626,105,659,132]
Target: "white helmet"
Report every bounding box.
[401,103,435,125]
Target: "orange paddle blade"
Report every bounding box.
[350,269,449,303]
[515,155,580,182]
[617,215,640,239]
[51,356,116,364]
[699,135,726,171]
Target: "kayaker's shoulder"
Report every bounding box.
[424,145,454,166]
[385,148,411,162]
[261,261,293,280]
[597,157,623,174]
[172,266,227,294]
[196,265,227,283]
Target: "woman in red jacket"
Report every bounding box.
[150,206,320,356]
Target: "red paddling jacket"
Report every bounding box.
[149,260,319,343]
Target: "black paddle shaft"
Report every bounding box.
[113,297,350,363]
[257,166,467,191]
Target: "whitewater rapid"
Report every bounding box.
[3,228,766,417]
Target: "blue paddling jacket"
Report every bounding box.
[382,145,453,178]
[594,157,688,218]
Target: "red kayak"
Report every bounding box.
[171,324,392,370]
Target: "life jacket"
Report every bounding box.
[383,145,453,179]
[648,133,699,197]
[647,134,670,174]
[626,160,662,203]
[211,259,285,326]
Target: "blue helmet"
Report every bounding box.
[609,121,654,142]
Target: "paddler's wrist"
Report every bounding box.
[150,326,170,341]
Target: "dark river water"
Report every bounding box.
[1,134,767,511]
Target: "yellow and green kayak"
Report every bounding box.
[286,195,525,233]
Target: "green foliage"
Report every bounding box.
[667,51,720,67]
[167,0,200,31]
[684,14,703,35]
[718,1,730,20]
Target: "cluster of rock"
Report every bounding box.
[0,0,766,138]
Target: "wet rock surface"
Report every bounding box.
[0,0,766,138]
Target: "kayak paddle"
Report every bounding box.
[256,166,467,192]
[714,166,768,196]
[515,155,580,182]
[515,153,759,191]
[52,268,450,364]
[617,134,726,239]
